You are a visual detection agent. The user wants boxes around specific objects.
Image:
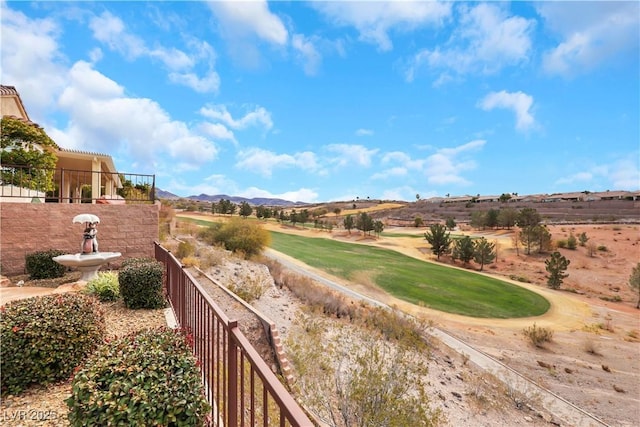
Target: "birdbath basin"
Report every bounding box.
[53,252,122,282]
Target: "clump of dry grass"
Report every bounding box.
[522,323,554,348]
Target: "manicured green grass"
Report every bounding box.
[269,231,549,318]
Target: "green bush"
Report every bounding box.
[25,249,66,280]
[84,271,120,302]
[1,293,105,396]
[118,260,165,309]
[200,218,270,258]
[121,257,157,269]
[66,328,210,426]
[175,240,196,259]
[556,239,567,249]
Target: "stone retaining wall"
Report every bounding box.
[1,203,160,276]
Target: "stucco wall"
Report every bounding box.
[0,202,160,276]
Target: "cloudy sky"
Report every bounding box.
[2,1,638,202]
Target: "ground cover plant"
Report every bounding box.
[269,231,549,318]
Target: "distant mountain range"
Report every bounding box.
[155,189,302,206]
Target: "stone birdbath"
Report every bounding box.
[53,214,121,282]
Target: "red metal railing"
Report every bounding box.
[154,242,312,427]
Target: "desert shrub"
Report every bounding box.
[175,240,196,259]
[84,271,120,302]
[197,247,226,269]
[566,233,577,250]
[597,245,608,252]
[180,256,200,268]
[509,274,531,283]
[522,323,553,348]
[66,328,210,426]
[118,260,165,309]
[556,239,567,249]
[197,222,223,245]
[227,272,268,303]
[1,293,105,396]
[201,218,270,258]
[24,249,66,280]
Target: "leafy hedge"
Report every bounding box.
[66,328,210,426]
[25,249,66,280]
[1,293,105,396]
[118,258,165,309]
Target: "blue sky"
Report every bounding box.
[2,1,638,203]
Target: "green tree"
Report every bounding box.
[470,211,487,229]
[473,238,496,271]
[517,208,542,255]
[578,232,589,247]
[373,220,384,237]
[298,209,310,226]
[356,212,374,235]
[343,214,354,234]
[445,217,456,231]
[1,116,58,191]
[545,251,570,289]
[333,207,342,217]
[486,208,500,229]
[629,263,640,309]
[499,193,512,203]
[452,236,474,264]
[414,216,424,227]
[567,232,577,250]
[497,208,518,229]
[424,224,451,260]
[239,201,252,218]
[537,225,553,253]
[290,209,298,227]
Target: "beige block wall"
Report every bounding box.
[0,202,160,276]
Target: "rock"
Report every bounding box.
[0,275,12,287]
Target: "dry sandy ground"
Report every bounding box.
[179,213,640,426]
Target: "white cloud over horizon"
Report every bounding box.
[478,90,535,131]
[537,2,639,77]
[405,3,534,83]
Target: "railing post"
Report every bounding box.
[227,321,239,427]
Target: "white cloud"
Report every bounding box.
[538,2,639,76]
[425,140,485,185]
[235,147,318,177]
[478,90,535,131]
[292,33,322,76]
[355,128,374,137]
[405,3,534,83]
[208,0,288,46]
[326,144,379,168]
[371,167,408,180]
[0,4,67,122]
[89,11,219,93]
[53,61,217,172]
[312,1,451,51]
[200,104,273,131]
[555,156,640,190]
[238,187,319,204]
[199,123,237,143]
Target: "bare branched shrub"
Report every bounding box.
[522,323,553,348]
[286,316,442,427]
[196,246,228,269]
[226,270,270,303]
